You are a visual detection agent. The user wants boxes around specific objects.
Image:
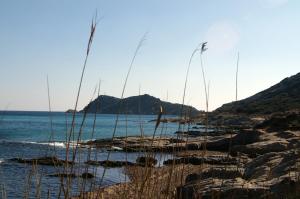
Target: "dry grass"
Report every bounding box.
[75,164,200,199]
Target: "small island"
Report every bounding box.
[80,94,202,116]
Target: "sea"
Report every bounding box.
[0,111,180,198]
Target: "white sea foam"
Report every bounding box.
[0,159,4,164]
[39,142,66,148]
[50,142,66,148]
[0,139,96,149]
[0,139,67,148]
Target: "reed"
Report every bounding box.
[65,14,98,160]
[176,44,202,194]
[46,75,56,156]
[63,14,98,198]
[200,42,209,113]
[84,80,102,194]
[99,33,147,187]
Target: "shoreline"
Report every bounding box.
[73,112,300,198]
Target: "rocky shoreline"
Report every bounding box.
[73,112,300,198]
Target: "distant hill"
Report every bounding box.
[215,72,300,114]
[81,94,202,116]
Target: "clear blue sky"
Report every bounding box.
[0,0,299,111]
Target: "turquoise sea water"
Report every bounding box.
[0,111,178,198]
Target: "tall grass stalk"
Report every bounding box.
[137,84,146,159]
[176,45,202,192]
[234,52,241,176]
[87,80,101,162]
[46,75,56,155]
[165,45,202,196]
[99,33,147,187]
[63,14,98,198]
[71,84,98,162]
[65,15,98,161]
[67,84,99,195]
[138,105,163,198]
[199,42,209,155]
[180,44,201,118]
[138,84,144,138]
[200,42,208,114]
[79,82,101,194]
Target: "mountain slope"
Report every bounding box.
[81,94,201,116]
[215,72,300,114]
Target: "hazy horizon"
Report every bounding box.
[1,0,299,112]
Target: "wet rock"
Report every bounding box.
[81,172,94,178]
[10,156,73,166]
[48,172,95,179]
[48,173,77,178]
[85,160,136,168]
[169,138,186,143]
[136,156,157,167]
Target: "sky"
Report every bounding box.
[0,0,299,112]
